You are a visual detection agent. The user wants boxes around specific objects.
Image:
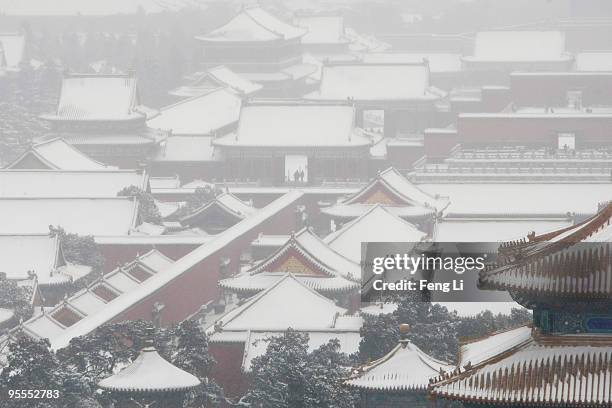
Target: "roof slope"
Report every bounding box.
[153,136,218,163]
[295,16,348,45]
[6,138,113,170]
[180,192,255,226]
[0,234,59,281]
[465,31,570,63]
[347,338,452,391]
[0,170,147,198]
[308,63,441,101]
[214,101,370,148]
[361,53,462,73]
[210,274,347,332]
[324,205,426,262]
[148,88,241,136]
[170,66,262,97]
[576,51,612,72]
[41,74,152,122]
[197,6,306,42]
[0,197,138,236]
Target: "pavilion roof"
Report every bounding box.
[431,328,612,406]
[41,74,156,122]
[324,205,426,262]
[98,332,200,393]
[6,138,115,170]
[214,100,370,148]
[307,62,444,102]
[15,250,174,349]
[464,31,571,63]
[346,336,452,391]
[196,6,306,43]
[148,88,241,136]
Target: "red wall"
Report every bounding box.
[209,343,249,397]
[511,73,612,107]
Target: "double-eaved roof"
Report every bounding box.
[220,228,360,294]
[213,100,371,148]
[13,250,174,349]
[307,62,443,102]
[196,6,306,43]
[148,87,242,136]
[40,74,156,122]
[6,138,115,170]
[0,197,138,236]
[464,31,571,63]
[0,170,148,198]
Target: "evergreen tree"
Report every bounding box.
[49,225,105,276]
[0,278,33,323]
[118,185,162,224]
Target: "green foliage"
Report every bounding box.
[244,329,357,408]
[0,279,33,323]
[117,185,162,225]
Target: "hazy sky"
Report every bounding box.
[0,0,207,16]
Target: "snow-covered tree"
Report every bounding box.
[0,278,33,323]
[118,185,162,225]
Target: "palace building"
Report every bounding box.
[169,65,262,99]
[195,6,316,96]
[38,73,166,168]
[179,192,256,234]
[430,203,612,407]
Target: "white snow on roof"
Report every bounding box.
[325,205,426,262]
[0,234,58,281]
[0,170,147,198]
[153,136,218,162]
[0,34,25,70]
[7,138,114,170]
[466,31,569,62]
[43,75,145,121]
[575,51,612,72]
[295,16,347,45]
[197,6,305,42]
[207,66,262,95]
[361,53,462,73]
[149,176,180,189]
[322,203,435,220]
[459,326,532,367]
[434,219,573,242]
[241,330,360,371]
[45,191,304,349]
[148,88,241,136]
[105,270,140,292]
[346,339,453,391]
[310,63,438,101]
[0,198,138,236]
[210,274,347,332]
[23,314,66,339]
[419,183,612,216]
[214,102,370,147]
[98,345,200,392]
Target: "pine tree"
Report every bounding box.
[118,185,163,225]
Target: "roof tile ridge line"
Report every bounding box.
[353,342,403,375]
[5,149,58,170]
[137,248,175,271]
[458,324,531,347]
[243,7,285,39]
[155,87,228,114]
[180,198,245,224]
[304,226,361,269]
[52,137,112,168]
[387,167,447,207]
[249,230,341,278]
[458,333,535,375]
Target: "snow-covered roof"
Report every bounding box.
[98,341,200,392]
[361,53,462,73]
[0,34,25,71]
[209,274,348,333]
[6,138,115,170]
[170,66,262,97]
[295,16,348,45]
[214,101,370,148]
[148,88,241,136]
[16,250,174,348]
[459,326,532,367]
[346,336,453,391]
[419,183,612,216]
[196,6,306,43]
[41,74,154,122]
[153,136,218,163]
[180,192,255,227]
[324,205,426,262]
[309,63,441,102]
[0,197,138,236]
[434,219,573,242]
[0,170,147,198]
[432,330,612,406]
[149,176,180,190]
[0,234,59,281]
[241,329,360,372]
[465,31,571,63]
[575,51,612,72]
